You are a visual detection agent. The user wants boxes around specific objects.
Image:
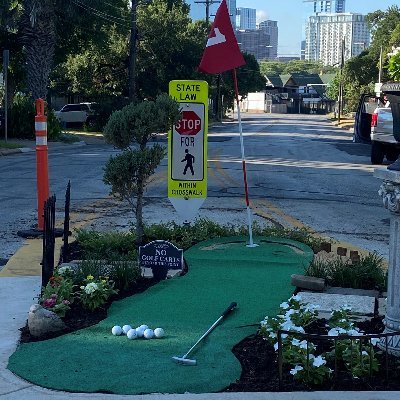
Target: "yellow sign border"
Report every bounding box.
[168,80,208,198]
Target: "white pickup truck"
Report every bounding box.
[370,106,400,164]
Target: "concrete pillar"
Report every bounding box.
[375,169,400,356]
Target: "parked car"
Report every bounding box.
[353,94,378,144]
[54,102,98,127]
[370,105,400,164]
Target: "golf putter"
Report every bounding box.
[172,302,237,366]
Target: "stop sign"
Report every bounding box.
[175,110,201,135]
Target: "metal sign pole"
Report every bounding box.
[3,50,9,142]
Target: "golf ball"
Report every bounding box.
[111,325,123,336]
[154,328,165,338]
[135,327,145,337]
[143,328,154,339]
[122,324,132,334]
[127,329,138,340]
[139,324,149,330]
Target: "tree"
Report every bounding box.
[103,94,181,244]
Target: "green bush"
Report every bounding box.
[9,94,35,139]
[9,93,61,140]
[305,252,387,291]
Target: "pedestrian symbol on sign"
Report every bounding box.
[182,149,195,176]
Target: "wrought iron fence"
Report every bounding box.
[277,328,400,389]
[62,180,71,263]
[42,195,56,287]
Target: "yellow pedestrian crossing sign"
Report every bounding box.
[168,80,208,221]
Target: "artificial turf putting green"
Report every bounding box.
[8,236,313,394]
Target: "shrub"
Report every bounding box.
[40,275,75,317]
[305,252,387,291]
[78,275,118,311]
[74,230,137,260]
[9,94,62,140]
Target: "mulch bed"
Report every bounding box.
[19,242,400,392]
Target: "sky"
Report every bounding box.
[188,0,397,56]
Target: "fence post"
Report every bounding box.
[62,181,71,263]
[42,195,56,287]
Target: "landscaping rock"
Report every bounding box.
[299,292,376,316]
[28,304,66,337]
[291,274,325,291]
[324,286,379,298]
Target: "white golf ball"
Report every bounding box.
[112,325,123,336]
[122,324,132,334]
[143,328,154,339]
[127,329,138,340]
[154,328,165,338]
[135,327,145,337]
[139,324,149,330]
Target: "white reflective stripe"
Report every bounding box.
[35,121,47,131]
[36,136,47,146]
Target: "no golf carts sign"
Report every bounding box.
[168,80,208,221]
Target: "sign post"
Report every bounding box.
[168,80,208,222]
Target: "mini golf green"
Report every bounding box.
[8,236,313,394]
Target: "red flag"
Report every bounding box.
[198,0,245,74]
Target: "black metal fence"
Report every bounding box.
[62,180,71,263]
[42,195,56,287]
[277,329,400,389]
[41,181,71,286]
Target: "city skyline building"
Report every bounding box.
[236,7,257,30]
[235,29,271,61]
[258,20,278,59]
[307,0,346,14]
[305,12,370,66]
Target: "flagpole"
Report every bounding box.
[233,68,257,248]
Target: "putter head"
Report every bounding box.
[172,356,197,366]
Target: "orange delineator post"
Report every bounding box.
[35,98,49,231]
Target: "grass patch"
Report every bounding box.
[0,140,21,149]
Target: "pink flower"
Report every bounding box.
[43,298,56,308]
[62,300,70,305]
[51,294,58,299]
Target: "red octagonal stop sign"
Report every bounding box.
[175,110,201,135]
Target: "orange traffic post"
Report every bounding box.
[35,98,49,231]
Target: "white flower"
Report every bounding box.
[285,309,297,317]
[291,325,305,334]
[84,282,98,294]
[280,302,289,309]
[299,340,308,349]
[347,329,362,336]
[313,355,327,367]
[291,338,301,346]
[370,338,380,346]
[290,365,303,375]
[58,265,73,275]
[291,294,302,302]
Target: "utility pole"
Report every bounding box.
[2,49,9,142]
[195,0,219,24]
[128,0,138,101]
[338,38,345,125]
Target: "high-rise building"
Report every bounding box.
[305,13,370,66]
[236,7,256,30]
[235,29,271,61]
[258,20,278,59]
[226,0,237,29]
[309,0,346,13]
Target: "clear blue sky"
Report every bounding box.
[188,0,397,56]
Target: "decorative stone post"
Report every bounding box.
[375,168,400,356]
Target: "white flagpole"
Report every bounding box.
[233,69,257,248]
